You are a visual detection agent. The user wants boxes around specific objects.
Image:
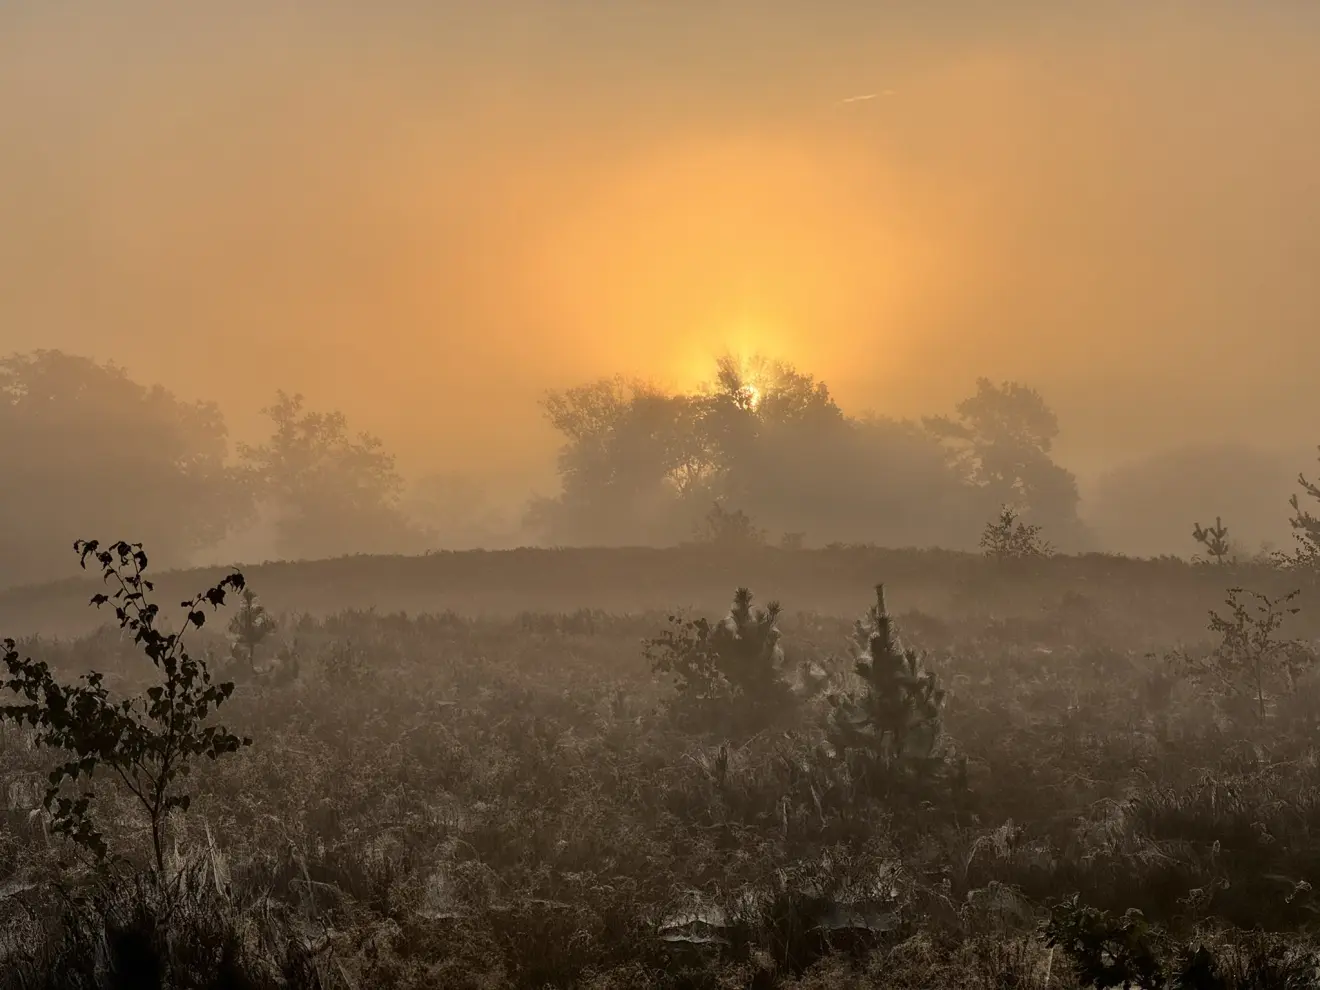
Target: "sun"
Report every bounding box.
[739,383,764,409]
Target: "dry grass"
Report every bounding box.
[3,560,1320,987]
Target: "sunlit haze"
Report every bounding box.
[3,1,1319,557]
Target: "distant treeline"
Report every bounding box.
[2,349,1317,591]
[0,350,1090,588]
[528,355,1087,552]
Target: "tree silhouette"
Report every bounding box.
[530,377,710,544]
[0,350,245,587]
[238,391,419,560]
[925,378,1083,544]
[228,587,277,673]
[1191,516,1234,566]
[696,355,848,514]
[536,360,1076,551]
[981,505,1053,558]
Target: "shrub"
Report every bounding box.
[645,587,796,737]
[1289,447,1320,567]
[980,506,1053,559]
[0,540,250,875]
[693,502,767,549]
[1043,895,1167,989]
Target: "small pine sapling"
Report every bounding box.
[980,505,1053,559]
[0,540,251,876]
[1191,516,1234,566]
[645,587,794,736]
[1170,586,1308,722]
[827,584,949,800]
[228,586,277,673]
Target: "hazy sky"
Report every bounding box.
[3,1,1318,487]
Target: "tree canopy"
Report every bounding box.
[532,359,1087,550]
[924,377,1083,540]
[0,348,1090,577]
[0,350,243,587]
[238,391,423,560]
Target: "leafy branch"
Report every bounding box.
[0,539,251,875]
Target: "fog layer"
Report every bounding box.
[2,2,1318,559]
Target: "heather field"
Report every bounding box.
[6,2,1320,986]
[5,547,1320,988]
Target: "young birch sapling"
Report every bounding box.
[980,506,1052,559]
[0,540,251,875]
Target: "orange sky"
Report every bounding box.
[2,1,1319,490]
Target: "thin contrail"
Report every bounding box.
[839,89,896,104]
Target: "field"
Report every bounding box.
[5,547,1320,988]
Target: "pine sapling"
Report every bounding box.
[1191,516,1234,566]
[1170,586,1307,722]
[228,586,277,673]
[645,586,794,735]
[828,584,948,799]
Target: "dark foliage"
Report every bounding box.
[1192,517,1234,567]
[0,351,245,588]
[5,550,1320,986]
[1,540,249,874]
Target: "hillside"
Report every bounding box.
[2,545,1315,641]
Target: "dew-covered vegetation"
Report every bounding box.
[5,535,1320,988]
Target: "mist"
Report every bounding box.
[10,9,1320,978]
[3,1,1319,562]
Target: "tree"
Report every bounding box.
[825,414,977,549]
[0,540,250,875]
[228,587,276,673]
[238,391,420,560]
[828,584,950,799]
[1170,586,1308,722]
[1191,516,1234,566]
[535,359,1069,551]
[532,377,711,545]
[0,350,246,587]
[695,355,846,510]
[981,506,1053,559]
[925,378,1083,545]
[1289,447,1320,567]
